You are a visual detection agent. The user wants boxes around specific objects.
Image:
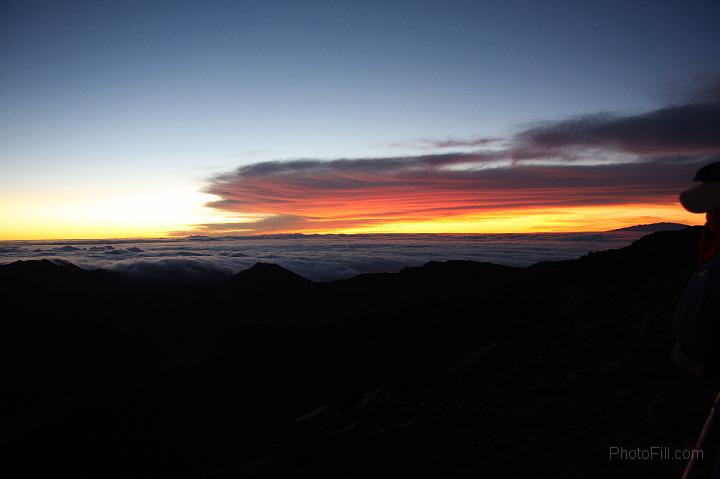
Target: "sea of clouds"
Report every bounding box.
[0,232,648,285]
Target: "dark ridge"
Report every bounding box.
[0,258,91,288]
[228,261,312,288]
[1,258,81,274]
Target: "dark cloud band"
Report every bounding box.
[200,80,720,233]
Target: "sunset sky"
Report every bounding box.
[2,0,719,239]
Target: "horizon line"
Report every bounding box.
[0,222,699,243]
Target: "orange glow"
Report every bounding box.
[176,199,703,237]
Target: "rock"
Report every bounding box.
[447,343,502,395]
[288,406,352,437]
[596,360,622,374]
[351,389,418,428]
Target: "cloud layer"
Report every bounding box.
[197,81,720,234]
[0,232,653,284]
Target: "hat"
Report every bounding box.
[680,161,720,213]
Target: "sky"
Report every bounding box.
[1,0,719,239]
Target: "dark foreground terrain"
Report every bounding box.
[0,227,715,477]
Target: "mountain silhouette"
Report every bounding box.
[0,226,713,478]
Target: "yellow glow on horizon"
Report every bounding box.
[0,190,239,241]
[282,203,705,234]
[0,195,706,240]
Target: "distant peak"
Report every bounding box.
[608,222,689,233]
[185,235,217,241]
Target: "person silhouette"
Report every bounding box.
[674,161,720,375]
[675,161,720,479]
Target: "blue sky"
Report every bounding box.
[1,0,719,238]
